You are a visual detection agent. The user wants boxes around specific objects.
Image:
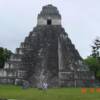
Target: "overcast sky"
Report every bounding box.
[0,0,100,58]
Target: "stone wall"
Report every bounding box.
[37,17,61,25]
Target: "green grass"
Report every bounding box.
[0,85,100,100]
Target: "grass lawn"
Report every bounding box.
[0,85,100,100]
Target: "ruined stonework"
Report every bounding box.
[0,4,95,87]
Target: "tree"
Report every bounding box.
[91,37,100,59]
[0,47,12,68]
[0,47,5,68]
[84,57,100,78]
[84,37,100,80]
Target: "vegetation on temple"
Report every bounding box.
[0,47,12,68]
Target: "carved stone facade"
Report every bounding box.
[37,5,61,25]
[0,4,95,87]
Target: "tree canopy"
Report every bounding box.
[0,47,12,68]
[84,37,100,80]
[84,57,100,78]
[91,37,100,59]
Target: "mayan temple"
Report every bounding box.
[0,4,95,87]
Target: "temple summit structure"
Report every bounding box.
[0,4,95,87]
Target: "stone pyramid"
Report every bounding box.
[4,4,95,87]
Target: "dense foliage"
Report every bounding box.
[91,37,100,59]
[0,47,12,68]
[84,37,100,80]
[84,57,100,79]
